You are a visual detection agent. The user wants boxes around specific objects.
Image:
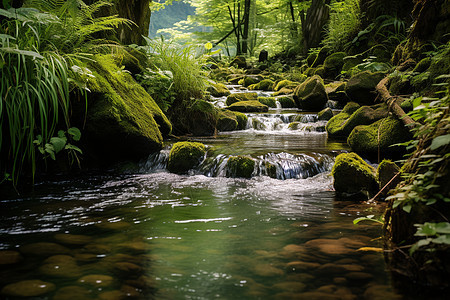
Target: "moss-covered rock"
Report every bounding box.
[83,55,172,163]
[249,79,275,91]
[323,52,346,79]
[1,280,56,297]
[182,100,218,136]
[413,57,431,73]
[230,56,247,69]
[273,87,295,96]
[227,101,269,112]
[277,96,296,108]
[207,83,231,97]
[217,110,248,131]
[345,71,385,104]
[226,92,258,106]
[314,66,325,78]
[258,97,277,108]
[306,48,328,67]
[226,156,255,178]
[389,73,413,95]
[326,102,361,137]
[325,81,348,103]
[243,75,263,87]
[167,142,206,174]
[293,75,328,111]
[377,159,401,189]
[347,116,411,156]
[342,54,364,73]
[331,152,378,195]
[274,80,298,92]
[318,107,334,121]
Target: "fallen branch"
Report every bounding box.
[369,171,402,202]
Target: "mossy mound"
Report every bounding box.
[348,116,411,156]
[226,92,258,106]
[274,80,298,92]
[331,152,378,196]
[313,66,325,78]
[345,71,385,104]
[182,100,218,136]
[81,55,172,163]
[377,160,401,189]
[207,83,231,97]
[293,75,328,111]
[258,97,277,108]
[167,142,206,174]
[325,81,348,103]
[413,57,431,73]
[277,96,296,108]
[226,156,255,178]
[217,110,248,131]
[227,101,269,113]
[249,79,275,91]
[318,107,334,121]
[326,102,361,137]
[230,56,247,69]
[243,75,263,87]
[273,87,295,96]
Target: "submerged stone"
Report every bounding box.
[19,242,70,256]
[1,280,55,297]
[78,274,114,287]
[53,286,93,300]
[0,250,23,265]
[167,141,206,174]
[39,260,83,278]
[54,233,93,245]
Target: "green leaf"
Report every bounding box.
[68,127,81,141]
[50,137,67,153]
[431,234,450,245]
[403,204,412,213]
[45,144,56,160]
[430,134,450,150]
[65,144,83,154]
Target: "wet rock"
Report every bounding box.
[121,284,143,298]
[325,102,360,137]
[348,116,412,156]
[180,100,218,136]
[277,96,296,108]
[318,263,364,274]
[43,255,76,264]
[207,82,230,97]
[227,100,269,113]
[274,80,300,92]
[252,264,284,277]
[280,244,308,259]
[39,259,83,278]
[113,262,143,277]
[82,244,112,254]
[377,159,401,189]
[226,156,255,178]
[98,290,126,300]
[364,284,402,300]
[318,107,333,121]
[54,233,93,245]
[323,52,347,79]
[95,221,131,231]
[78,274,114,288]
[293,75,328,111]
[305,238,366,255]
[117,241,150,254]
[249,79,275,91]
[286,261,320,271]
[53,286,93,300]
[331,152,378,196]
[0,250,23,265]
[225,92,257,106]
[167,142,206,174]
[125,275,157,290]
[1,280,56,297]
[217,110,238,131]
[345,71,385,104]
[74,253,98,263]
[19,242,70,256]
[325,81,348,103]
[242,75,263,87]
[258,96,277,108]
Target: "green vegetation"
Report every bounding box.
[167,141,206,174]
[226,155,255,178]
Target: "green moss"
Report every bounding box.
[207,83,231,97]
[325,81,348,103]
[258,97,277,108]
[307,53,319,67]
[287,73,307,84]
[326,102,360,137]
[167,142,206,174]
[318,107,334,121]
[331,152,378,195]
[227,101,269,113]
[288,122,301,130]
[233,111,248,130]
[413,57,431,73]
[304,67,316,77]
[183,100,218,136]
[277,96,296,108]
[273,87,295,96]
[376,159,400,189]
[314,66,325,78]
[226,93,257,106]
[216,110,248,131]
[323,52,346,78]
[243,76,261,87]
[294,75,328,111]
[345,71,385,104]
[347,116,411,155]
[264,161,277,178]
[226,156,255,178]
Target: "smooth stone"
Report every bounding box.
[345,272,374,282]
[305,238,366,255]
[272,281,306,292]
[74,253,98,263]
[364,284,402,299]
[82,244,112,254]
[53,286,93,300]
[117,241,149,253]
[125,275,157,289]
[95,221,131,231]
[1,280,55,297]
[78,274,114,287]
[252,264,284,277]
[286,261,320,270]
[333,277,348,285]
[0,250,23,265]
[54,233,93,245]
[19,242,70,256]
[39,261,83,278]
[254,250,280,259]
[318,263,364,273]
[43,255,76,264]
[114,262,143,275]
[121,284,143,298]
[98,290,126,300]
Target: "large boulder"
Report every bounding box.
[181,100,218,136]
[207,83,231,97]
[345,71,385,104]
[167,142,206,174]
[331,152,378,195]
[227,101,269,113]
[377,159,401,190]
[258,97,277,108]
[216,110,248,131]
[81,55,172,164]
[318,107,334,121]
[277,96,296,108]
[293,75,328,111]
[323,52,346,79]
[226,156,255,178]
[325,81,348,104]
[347,116,412,156]
[226,92,258,106]
[326,102,360,138]
[249,79,275,91]
[274,79,300,92]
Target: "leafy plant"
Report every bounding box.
[34,128,82,165]
[354,214,384,225]
[136,68,177,112]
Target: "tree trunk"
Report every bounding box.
[288,1,298,40]
[241,0,251,54]
[300,0,331,54]
[114,0,151,45]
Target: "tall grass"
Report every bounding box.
[323,0,361,52]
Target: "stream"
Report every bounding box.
[0,86,407,299]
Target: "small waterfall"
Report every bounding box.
[245,113,326,133]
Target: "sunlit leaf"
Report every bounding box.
[430,134,450,150]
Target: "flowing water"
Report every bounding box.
[0,86,408,299]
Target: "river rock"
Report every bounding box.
[331,152,378,196]
[288,291,341,300]
[95,220,131,231]
[74,253,98,263]
[98,290,126,300]
[19,242,70,256]
[258,96,277,108]
[226,92,257,106]
[277,96,296,108]
[242,75,263,87]
[226,156,255,178]
[207,82,230,97]
[318,107,333,121]
[1,280,55,297]
[39,259,83,278]
[345,71,385,104]
[78,274,114,287]
[326,81,348,103]
[286,261,320,270]
[274,80,300,91]
[43,255,76,264]
[249,79,275,91]
[305,237,366,255]
[272,281,306,292]
[323,52,347,79]
[293,75,328,111]
[252,264,284,277]
[348,116,411,156]
[82,243,112,254]
[53,286,93,300]
[364,284,402,299]
[227,100,269,113]
[377,159,401,189]
[167,141,206,174]
[54,233,93,245]
[217,110,248,131]
[318,263,364,274]
[0,250,23,265]
[326,102,360,137]
[117,241,149,254]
